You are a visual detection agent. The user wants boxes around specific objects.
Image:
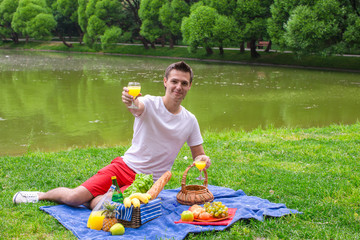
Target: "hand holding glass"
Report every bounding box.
[194,157,206,180]
[127,82,141,109]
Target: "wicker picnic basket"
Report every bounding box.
[117,207,141,228]
[176,163,214,205]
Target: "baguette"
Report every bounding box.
[147,171,172,200]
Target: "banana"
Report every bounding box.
[123,197,132,208]
[129,193,149,204]
[131,198,140,208]
[144,193,152,200]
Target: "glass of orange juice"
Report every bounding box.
[127,82,141,109]
[87,210,105,230]
[194,156,206,180]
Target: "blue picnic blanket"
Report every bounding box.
[40,185,301,240]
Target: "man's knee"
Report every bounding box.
[63,187,93,206]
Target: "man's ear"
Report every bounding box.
[163,77,167,88]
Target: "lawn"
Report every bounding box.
[1,123,360,239]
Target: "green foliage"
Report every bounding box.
[181,5,218,53]
[123,173,153,198]
[26,13,57,39]
[77,0,88,33]
[235,0,272,41]
[82,0,124,50]
[0,0,19,38]
[139,0,166,43]
[159,0,189,39]
[100,26,122,49]
[202,0,237,16]
[343,13,360,46]
[268,0,360,54]
[213,15,238,49]
[284,0,343,54]
[11,0,56,39]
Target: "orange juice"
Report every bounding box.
[128,86,141,98]
[87,211,105,230]
[195,161,206,171]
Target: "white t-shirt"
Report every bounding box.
[122,95,203,181]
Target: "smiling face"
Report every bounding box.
[163,69,192,103]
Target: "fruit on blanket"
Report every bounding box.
[198,212,211,220]
[110,223,125,235]
[189,204,202,212]
[204,201,228,218]
[181,210,194,221]
[123,197,132,208]
[192,207,205,219]
[102,202,118,231]
[131,198,141,208]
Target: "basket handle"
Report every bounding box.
[180,162,208,194]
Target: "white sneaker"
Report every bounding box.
[13,191,40,204]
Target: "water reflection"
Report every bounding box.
[0,50,359,156]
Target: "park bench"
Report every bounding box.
[257,41,269,49]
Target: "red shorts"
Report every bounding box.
[81,157,136,197]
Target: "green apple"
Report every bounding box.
[110,223,125,235]
[181,210,194,221]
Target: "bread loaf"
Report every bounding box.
[147,171,172,199]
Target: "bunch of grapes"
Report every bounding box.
[204,201,228,218]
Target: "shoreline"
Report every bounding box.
[1,42,360,73]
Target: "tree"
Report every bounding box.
[52,0,82,47]
[139,0,166,48]
[82,0,123,50]
[11,0,56,42]
[234,0,273,58]
[213,15,238,55]
[268,0,360,54]
[121,0,150,49]
[202,0,236,16]
[0,0,20,42]
[159,0,189,48]
[283,0,343,54]
[181,5,218,55]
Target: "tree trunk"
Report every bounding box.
[240,41,245,53]
[169,36,174,49]
[265,40,272,52]
[151,42,156,49]
[161,35,165,47]
[26,36,29,44]
[139,35,149,49]
[205,46,213,55]
[219,45,224,55]
[250,39,260,58]
[11,32,19,43]
[58,32,73,48]
[76,25,83,44]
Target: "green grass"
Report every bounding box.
[1,40,360,71]
[1,123,360,239]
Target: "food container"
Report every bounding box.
[176,163,214,205]
[113,198,162,228]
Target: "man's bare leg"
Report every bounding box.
[88,195,103,209]
[38,186,94,207]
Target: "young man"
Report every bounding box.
[13,61,211,209]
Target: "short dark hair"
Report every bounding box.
[164,61,193,83]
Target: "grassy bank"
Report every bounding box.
[1,41,360,72]
[1,123,360,239]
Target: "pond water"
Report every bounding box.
[1,50,359,156]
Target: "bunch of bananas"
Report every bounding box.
[123,193,152,208]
